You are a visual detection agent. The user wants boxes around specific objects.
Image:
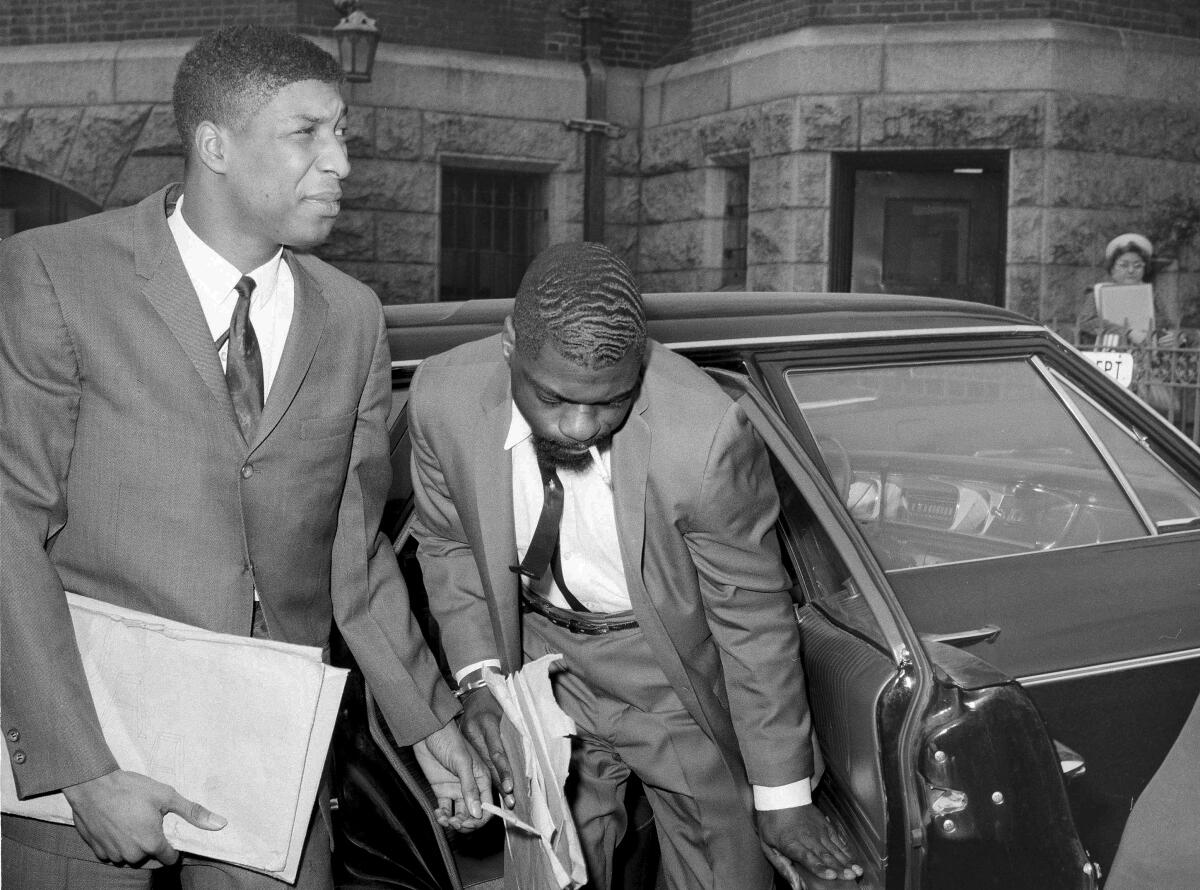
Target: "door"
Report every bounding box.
[835,154,1006,305]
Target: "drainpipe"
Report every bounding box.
[563,4,625,243]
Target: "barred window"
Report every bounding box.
[440,168,546,301]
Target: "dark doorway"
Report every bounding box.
[831,152,1007,305]
[0,167,101,237]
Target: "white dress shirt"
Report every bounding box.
[459,402,812,809]
[167,195,293,397]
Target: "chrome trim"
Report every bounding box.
[1032,356,1158,535]
[662,324,1040,352]
[390,324,1042,369]
[1019,647,1200,686]
[391,358,422,370]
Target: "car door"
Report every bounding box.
[754,335,1200,880]
[710,367,1096,890]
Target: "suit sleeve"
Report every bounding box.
[684,401,814,787]
[0,236,118,796]
[329,308,460,746]
[407,362,503,674]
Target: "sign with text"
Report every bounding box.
[1081,351,1134,388]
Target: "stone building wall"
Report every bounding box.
[631,19,1200,321]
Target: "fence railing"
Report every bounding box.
[1050,323,1200,445]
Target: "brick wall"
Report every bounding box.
[4,1,1192,60]
[693,0,1200,55]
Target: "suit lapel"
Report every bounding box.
[469,363,521,665]
[250,254,327,452]
[135,186,234,419]
[612,386,650,609]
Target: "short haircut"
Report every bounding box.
[173,25,344,155]
[512,242,646,369]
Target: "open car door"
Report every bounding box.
[711,368,1098,890]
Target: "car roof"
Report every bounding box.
[385,292,1040,365]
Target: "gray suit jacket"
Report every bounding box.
[408,334,814,799]
[0,185,456,801]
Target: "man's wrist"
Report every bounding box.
[454,665,500,698]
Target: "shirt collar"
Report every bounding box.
[505,401,533,451]
[167,193,284,309]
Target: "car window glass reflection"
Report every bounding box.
[1048,369,1200,532]
[785,360,1148,570]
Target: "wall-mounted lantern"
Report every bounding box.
[332,0,380,83]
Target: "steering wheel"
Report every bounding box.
[814,434,852,504]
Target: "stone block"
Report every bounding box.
[1044,208,1128,266]
[696,108,756,160]
[1042,264,1096,323]
[319,210,374,261]
[549,170,585,227]
[1008,150,1045,207]
[885,38,1052,93]
[376,212,438,264]
[639,220,706,272]
[132,105,182,156]
[422,113,575,165]
[345,105,375,159]
[657,67,731,125]
[1049,95,1200,164]
[606,134,642,176]
[0,43,118,106]
[1043,151,1146,210]
[733,43,881,106]
[751,153,828,211]
[0,109,28,166]
[62,105,153,205]
[641,123,702,174]
[792,209,828,264]
[749,209,796,264]
[1006,265,1043,320]
[112,39,190,104]
[331,260,438,304]
[794,97,859,151]
[641,170,709,224]
[342,159,437,213]
[603,175,641,227]
[106,155,183,208]
[16,107,83,180]
[1007,208,1044,265]
[861,93,1043,150]
[374,108,422,160]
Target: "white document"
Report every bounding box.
[486,654,587,890]
[1,593,348,883]
[1094,283,1155,336]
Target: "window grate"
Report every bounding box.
[440,169,546,301]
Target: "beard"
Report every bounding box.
[533,433,612,472]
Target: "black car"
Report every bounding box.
[331,291,1200,890]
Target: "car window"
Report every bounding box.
[1047,368,1200,532]
[784,359,1151,570]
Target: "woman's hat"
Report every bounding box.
[1105,232,1153,265]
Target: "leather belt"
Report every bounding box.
[520,589,638,635]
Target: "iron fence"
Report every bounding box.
[1051,322,1200,445]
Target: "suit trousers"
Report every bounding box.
[522,612,774,890]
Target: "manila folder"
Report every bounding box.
[1,593,348,883]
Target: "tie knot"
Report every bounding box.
[235,275,256,302]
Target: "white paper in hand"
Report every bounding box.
[1,593,347,883]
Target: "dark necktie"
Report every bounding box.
[224,275,264,442]
[510,457,589,611]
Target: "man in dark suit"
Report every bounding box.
[1,25,485,889]
[407,242,862,889]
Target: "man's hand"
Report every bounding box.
[62,769,226,867]
[413,720,493,832]
[756,804,863,886]
[459,687,516,808]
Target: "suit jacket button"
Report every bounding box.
[5,729,18,742]
[241,464,253,479]
[12,750,26,765]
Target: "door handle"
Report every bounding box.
[920,624,1001,647]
